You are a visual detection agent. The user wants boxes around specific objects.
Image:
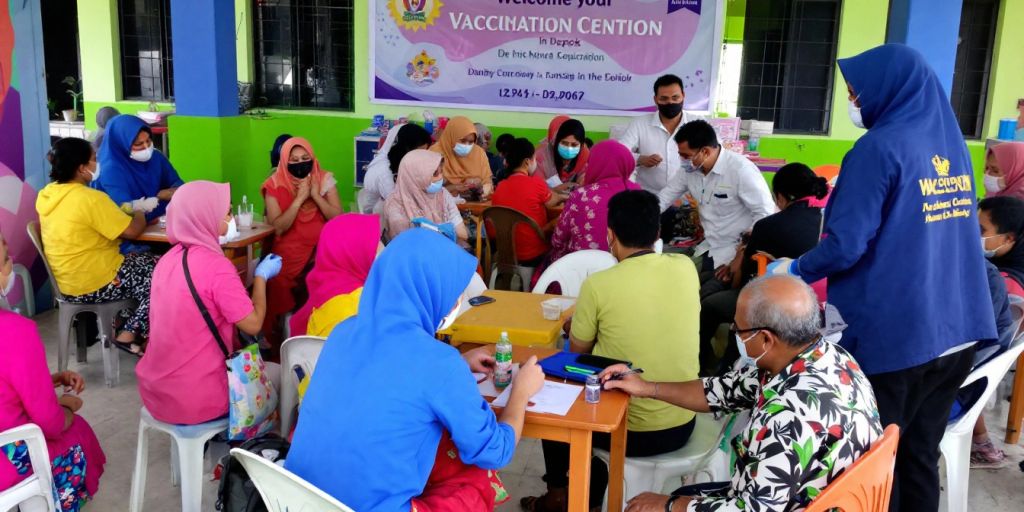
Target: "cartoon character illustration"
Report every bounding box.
[406,50,441,86]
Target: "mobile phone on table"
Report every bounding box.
[575,354,631,369]
[468,295,496,307]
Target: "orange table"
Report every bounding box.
[1005,352,1024,443]
[458,200,564,218]
[483,345,628,512]
[439,290,573,347]
[137,223,275,285]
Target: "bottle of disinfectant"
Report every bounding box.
[494,331,513,389]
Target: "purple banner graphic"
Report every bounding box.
[372,0,722,114]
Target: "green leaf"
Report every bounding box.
[794,437,813,469]
[764,403,786,415]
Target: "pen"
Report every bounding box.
[609,368,644,380]
[564,365,596,375]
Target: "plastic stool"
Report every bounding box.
[129,407,228,512]
[594,414,729,508]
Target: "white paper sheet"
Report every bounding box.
[473,364,519,398]
[546,175,563,188]
[491,380,583,416]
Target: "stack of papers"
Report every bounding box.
[492,381,582,416]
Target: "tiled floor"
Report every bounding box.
[25,309,1024,511]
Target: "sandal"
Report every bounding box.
[520,487,567,512]
[111,339,145,358]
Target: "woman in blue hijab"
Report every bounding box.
[768,44,996,511]
[285,228,545,512]
[98,115,183,221]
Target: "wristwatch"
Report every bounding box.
[665,495,682,512]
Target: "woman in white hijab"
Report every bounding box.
[357,123,433,214]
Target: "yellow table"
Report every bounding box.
[440,290,573,347]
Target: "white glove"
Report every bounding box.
[130,197,159,213]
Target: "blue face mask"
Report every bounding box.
[454,143,474,157]
[558,144,581,160]
[735,331,767,368]
[426,179,444,194]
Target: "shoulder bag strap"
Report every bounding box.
[182,247,231,359]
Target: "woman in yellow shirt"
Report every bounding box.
[289,214,382,337]
[35,138,153,354]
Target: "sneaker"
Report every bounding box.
[970,440,1008,469]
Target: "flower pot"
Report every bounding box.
[61,110,78,122]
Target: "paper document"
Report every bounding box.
[492,380,582,416]
[473,364,519,398]
[546,175,563,188]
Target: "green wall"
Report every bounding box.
[75,0,1008,206]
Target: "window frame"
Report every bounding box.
[950,0,1000,140]
[117,0,175,102]
[251,0,356,112]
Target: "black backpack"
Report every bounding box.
[215,433,291,512]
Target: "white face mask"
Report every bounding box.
[219,217,239,245]
[981,235,1005,259]
[984,174,1004,194]
[437,295,464,332]
[848,100,865,129]
[735,331,767,368]
[88,162,101,182]
[0,267,13,300]
[454,143,474,157]
[130,145,155,162]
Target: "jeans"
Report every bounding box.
[867,347,975,512]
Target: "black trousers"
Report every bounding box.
[867,347,975,512]
[541,419,695,508]
[698,289,740,373]
[660,207,679,243]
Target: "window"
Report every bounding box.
[737,0,841,134]
[951,0,999,139]
[252,0,355,110]
[118,0,174,101]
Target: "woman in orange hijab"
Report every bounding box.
[430,116,494,198]
[261,137,341,349]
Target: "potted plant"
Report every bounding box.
[61,76,83,122]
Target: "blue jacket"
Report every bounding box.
[796,45,996,375]
[97,115,183,221]
[286,229,516,512]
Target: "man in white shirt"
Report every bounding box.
[658,120,776,296]
[617,74,702,240]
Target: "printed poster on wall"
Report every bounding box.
[371,0,724,115]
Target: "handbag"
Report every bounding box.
[183,247,279,441]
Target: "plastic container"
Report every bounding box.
[541,300,561,321]
[999,118,1017,140]
[585,374,601,404]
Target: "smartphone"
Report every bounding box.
[576,354,631,370]
[468,295,496,307]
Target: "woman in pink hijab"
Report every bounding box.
[137,181,282,425]
[548,140,640,262]
[289,214,383,337]
[984,142,1024,199]
[383,149,468,243]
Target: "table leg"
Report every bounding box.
[567,428,593,512]
[607,415,628,512]
[246,244,255,287]
[1005,352,1024,444]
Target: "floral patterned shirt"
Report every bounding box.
[688,339,882,512]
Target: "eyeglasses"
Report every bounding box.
[730,323,774,336]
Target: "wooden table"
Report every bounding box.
[439,290,573,347]
[1005,352,1024,443]
[458,200,564,218]
[483,345,628,512]
[137,223,275,285]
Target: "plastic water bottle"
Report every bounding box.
[494,331,513,389]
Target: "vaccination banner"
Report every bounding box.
[371,0,724,115]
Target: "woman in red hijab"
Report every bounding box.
[261,137,342,350]
[983,142,1024,199]
[533,116,590,191]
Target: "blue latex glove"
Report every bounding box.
[765,258,799,277]
[411,217,457,242]
[254,254,283,281]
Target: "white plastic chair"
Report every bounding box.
[0,424,58,512]
[594,413,732,507]
[129,407,228,512]
[279,336,326,437]
[229,448,354,511]
[939,330,1024,512]
[532,250,617,297]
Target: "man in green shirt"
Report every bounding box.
[523,190,701,512]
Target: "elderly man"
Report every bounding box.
[603,276,883,512]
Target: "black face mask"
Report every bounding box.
[287,160,314,179]
[657,101,683,119]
